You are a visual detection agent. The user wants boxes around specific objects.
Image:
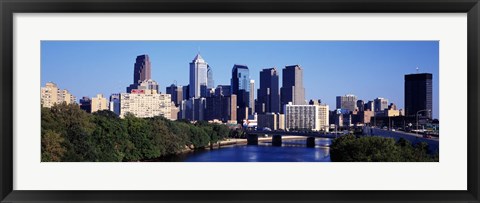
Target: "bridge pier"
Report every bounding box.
[247,134,258,145]
[272,135,282,146]
[306,137,316,148]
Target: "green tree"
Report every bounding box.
[123,114,158,160]
[330,135,437,162]
[89,110,129,161]
[41,130,66,162]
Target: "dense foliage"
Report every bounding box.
[41,103,231,162]
[330,135,438,162]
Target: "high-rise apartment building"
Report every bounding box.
[316,104,330,132]
[405,73,433,119]
[41,82,76,108]
[120,89,172,119]
[91,94,108,113]
[127,54,152,93]
[256,68,280,114]
[285,102,323,131]
[280,65,306,113]
[309,100,329,132]
[336,94,357,112]
[189,54,208,98]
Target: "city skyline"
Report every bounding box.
[41,41,439,119]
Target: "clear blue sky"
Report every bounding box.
[41,41,439,119]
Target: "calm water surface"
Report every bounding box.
[157,138,332,162]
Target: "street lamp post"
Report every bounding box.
[416,109,431,134]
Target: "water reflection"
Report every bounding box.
[154,138,332,162]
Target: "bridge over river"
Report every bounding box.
[246,128,439,151]
[245,130,339,147]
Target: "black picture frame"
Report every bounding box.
[1,0,479,202]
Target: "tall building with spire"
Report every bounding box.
[256,67,280,114]
[189,53,208,98]
[280,65,305,113]
[127,54,152,93]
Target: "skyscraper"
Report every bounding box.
[127,54,152,93]
[256,67,280,114]
[249,80,255,115]
[336,94,357,112]
[405,73,433,119]
[207,65,214,89]
[133,55,151,84]
[189,53,208,98]
[231,64,251,122]
[280,65,305,113]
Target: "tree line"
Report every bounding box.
[41,103,233,162]
[330,134,439,162]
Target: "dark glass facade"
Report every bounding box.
[404,73,433,119]
[127,54,152,93]
[231,65,251,122]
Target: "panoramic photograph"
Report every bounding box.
[40,41,439,162]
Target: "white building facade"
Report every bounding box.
[120,89,172,119]
[285,103,320,131]
[284,102,329,132]
[91,94,108,113]
[41,82,76,108]
[317,104,330,132]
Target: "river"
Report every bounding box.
[155,138,332,162]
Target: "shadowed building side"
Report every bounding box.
[280,65,305,113]
[405,73,433,119]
